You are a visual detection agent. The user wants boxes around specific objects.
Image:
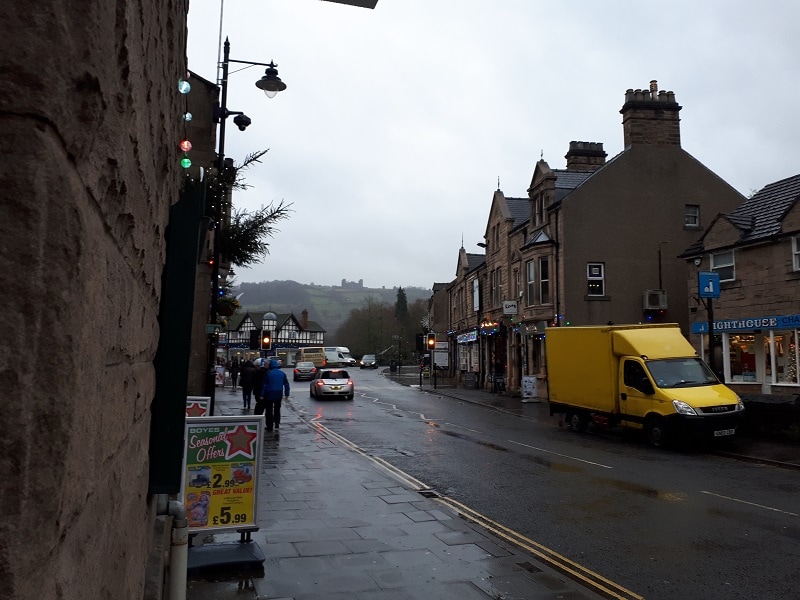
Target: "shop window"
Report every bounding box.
[775,331,799,385]
[458,344,469,371]
[587,263,605,296]
[711,251,735,282]
[728,334,758,382]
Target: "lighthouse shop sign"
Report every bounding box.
[181,416,265,534]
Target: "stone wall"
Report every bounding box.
[0,2,188,598]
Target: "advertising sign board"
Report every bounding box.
[182,416,264,534]
[186,396,210,417]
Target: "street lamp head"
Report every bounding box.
[233,113,252,131]
[255,61,287,98]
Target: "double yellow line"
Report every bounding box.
[312,421,642,600]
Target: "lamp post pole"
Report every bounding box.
[658,241,668,289]
[205,38,286,413]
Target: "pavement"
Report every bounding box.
[187,371,800,600]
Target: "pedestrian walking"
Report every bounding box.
[251,359,267,413]
[229,357,240,390]
[239,359,256,410]
[257,359,290,431]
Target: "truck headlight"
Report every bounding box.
[672,400,698,416]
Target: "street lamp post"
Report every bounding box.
[206,38,286,412]
[658,241,668,289]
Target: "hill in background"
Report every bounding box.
[236,279,431,341]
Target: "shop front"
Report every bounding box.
[691,314,800,395]
[455,329,481,389]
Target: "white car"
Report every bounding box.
[310,369,354,400]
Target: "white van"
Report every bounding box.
[323,347,348,366]
[336,347,357,366]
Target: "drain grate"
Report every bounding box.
[418,489,440,498]
[516,561,543,574]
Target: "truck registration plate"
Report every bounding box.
[714,429,736,437]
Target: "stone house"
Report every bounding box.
[681,173,800,403]
[446,82,746,397]
[447,247,487,387]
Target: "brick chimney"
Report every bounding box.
[564,141,607,171]
[301,309,309,329]
[620,80,682,148]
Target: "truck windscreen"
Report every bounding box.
[646,358,718,388]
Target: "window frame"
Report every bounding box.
[711,250,735,282]
[792,235,800,272]
[539,257,550,304]
[526,260,536,306]
[587,262,605,297]
[685,204,700,228]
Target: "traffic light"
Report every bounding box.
[426,333,436,350]
[261,330,272,351]
[249,329,262,350]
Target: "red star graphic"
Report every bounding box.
[224,425,258,460]
[186,402,207,417]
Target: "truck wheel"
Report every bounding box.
[567,412,587,433]
[645,417,667,447]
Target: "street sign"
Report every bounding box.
[698,271,720,299]
[206,324,222,333]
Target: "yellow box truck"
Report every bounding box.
[545,324,744,446]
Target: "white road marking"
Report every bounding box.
[442,422,482,433]
[508,440,614,469]
[701,491,799,517]
[370,397,426,420]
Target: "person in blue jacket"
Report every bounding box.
[257,359,290,431]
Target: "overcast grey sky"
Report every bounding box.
[187,0,799,290]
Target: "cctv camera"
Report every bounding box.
[233,114,252,131]
[693,257,702,266]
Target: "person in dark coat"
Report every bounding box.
[239,360,256,410]
[229,357,241,390]
[257,359,290,431]
[251,359,267,414]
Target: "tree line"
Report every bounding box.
[334,288,429,363]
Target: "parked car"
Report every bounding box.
[360,354,377,369]
[293,361,317,381]
[310,369,354,400]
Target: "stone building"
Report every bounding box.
[681,173,800,401]
[1,2,189,599]
[446,82,746,397]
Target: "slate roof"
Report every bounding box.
[506,197,530,227]
[552,170,595,202]
[465,252,485,272]
[727,174,800,242]
[681,173,800,256]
